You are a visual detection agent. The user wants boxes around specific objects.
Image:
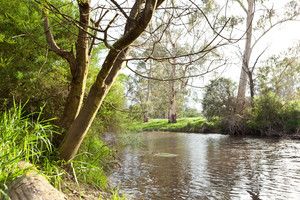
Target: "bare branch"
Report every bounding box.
[42,11,75,64]
[126,60,227,82]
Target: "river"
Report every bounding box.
[109,132,300,200]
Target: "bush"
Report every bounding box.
[247,92,300,135]
[202,78,236,120]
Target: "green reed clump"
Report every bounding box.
[0,101,61,198]
[72,133,117,191]
[0,102,127,200]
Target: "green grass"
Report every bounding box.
[126,117,219,133]
[0,102,127,200]
[0,101,62,198]
[73,133,116,191]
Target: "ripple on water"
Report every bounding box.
[110,132,300,199]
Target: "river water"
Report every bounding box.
[109,132,300,200]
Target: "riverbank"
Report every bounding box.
[126,117,219,133]
[125,116,300,138]
[0,104,127,200]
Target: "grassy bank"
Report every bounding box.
[0,103,127,200]
[126,117,219,133]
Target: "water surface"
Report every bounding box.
[110,132,300,200]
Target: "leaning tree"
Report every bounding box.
[39,0,165,162]
[38,0,235,161]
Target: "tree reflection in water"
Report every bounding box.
[110,132,300,200]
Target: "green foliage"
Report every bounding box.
[202,77,236,120]
[73,134,115,190]
[182,107,201,118]
[108,189,128,200]
[0,102,125,198]
[256,50,300,101]
[247,92,300,135]
[0,0,74,118]
[0,102,62,197]
[126,117,217,133]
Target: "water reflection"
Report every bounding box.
[110,132,300,200]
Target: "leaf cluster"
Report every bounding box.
[247,92,299,135]
[202,77,236,120]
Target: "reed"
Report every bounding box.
[0,101,127,199]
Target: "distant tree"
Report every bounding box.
[256,47,300,101]
[231,0,300,113]
[202,78,236,120]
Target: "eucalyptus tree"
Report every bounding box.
[126,0,233,123]
[256,46,300,101]
[231,0,300,113]
[38,0,166,162]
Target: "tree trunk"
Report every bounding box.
[7,162,66,200]
[168,95,177,123]
[58,48,129,161]
[168,64,177,123]
[58,0,163,162]
[59,65,88,130]
[235,0,254,114]
[143,63,152,123]
[43,1,91,131]
[248,71,255,101]
[59,2,91,130]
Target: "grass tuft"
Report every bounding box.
[0,101,128,200]
[0,101,61,198]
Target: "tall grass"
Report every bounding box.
[73,134,115,190]
[0,102,127,200]
[0,101,62,198]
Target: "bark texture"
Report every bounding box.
[58,0,165,162]
[235,0,254,114]
[59,1,91,129]
[43,1,91,130]
[7,162,66,200]
[168,64,177,123]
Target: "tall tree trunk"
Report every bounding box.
[235,0,254,114]
[58,0,164,162]
[59,48,129,161]
[59,2,91,130]
[143,64,152,123]
[43,1,91,131]
[168,64,177,123]
[248,71,255,101]
[168,93,177,123]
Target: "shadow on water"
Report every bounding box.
[109,132,300,200]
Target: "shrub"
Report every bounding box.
[202,78,236,120]
[247,92,299,135]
